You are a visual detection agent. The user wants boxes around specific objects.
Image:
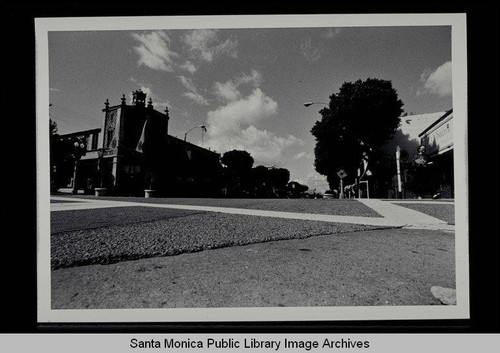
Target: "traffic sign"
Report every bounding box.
[337,169,348,179]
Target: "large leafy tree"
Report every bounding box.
[221,150,254,174]
[250,165,291,197]
[287,181,309,198]
[311,78,404,191]
[221,150,254,196]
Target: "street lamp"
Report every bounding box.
[71,140,87,194]
[303,101,329,107]
[184,125,207,142]
[304,101,333,119]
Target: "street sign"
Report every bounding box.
[337,169,347,179]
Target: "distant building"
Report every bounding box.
[58,90,222,196]
[418,109,454,198]
[383,109,454,199]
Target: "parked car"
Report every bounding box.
[323,190,335,199]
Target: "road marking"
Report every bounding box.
[390,200,454,205]
[50,196,454,231]
[51,197,139,211]
[357,198,449,230]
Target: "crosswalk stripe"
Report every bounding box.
[50,196,454,231]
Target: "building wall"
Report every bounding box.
[97,94,220,196]
[55,91,222,196]
[382,110,454,199]
[419,110,454,198]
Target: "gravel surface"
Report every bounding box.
[51,210,390,270]
[51,228,455,309]
[51,207,203,233]
[55,195,382,217]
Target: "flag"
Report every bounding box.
[136,119,148,153]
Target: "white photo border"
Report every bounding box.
[35,13,469,323]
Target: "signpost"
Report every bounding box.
[337,169,347,199]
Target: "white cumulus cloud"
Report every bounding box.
[207,87,278,136]
[293,152,313,160]
[206,81,302,164]
[303,172,329,192]
[214,69,263,102]
[421,61,452,97]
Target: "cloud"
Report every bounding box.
[184,92,209,106]
[208,125,301,164]
[324,28,342,40]
[178,75,197,92]
[180,60,197,73]
[184,29,237,62]
[178,75,209,106]
[300,37,323,62]
[207,87,278,136]
[206,84,302,164]
[420,61,452,97]
[293,152,313,160]
[131,31,179,72]
[214,69,263,102]
[296,171,329,192]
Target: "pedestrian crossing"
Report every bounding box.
[50,196,454,231]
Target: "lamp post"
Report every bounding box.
[184,125,207,143]
[71,140,87,194]
[94,148,107,196]
[304,101,334,120]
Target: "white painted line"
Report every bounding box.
[50,197,399,227]
[50,196,454,231]
[137,202,401,227]
[359,199,447,223]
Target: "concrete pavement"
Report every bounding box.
[49,196,456,310]
[52,227,455,309]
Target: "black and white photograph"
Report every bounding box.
[35,13,469,323]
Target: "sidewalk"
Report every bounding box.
[51,226,455,310]
[48,197,456,313]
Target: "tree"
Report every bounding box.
[287,181,309,198]
[49,119,89,191]
[267,167,290,196]
[221,150,254,173]
[310,78,404,192]
[249,165,290,198]
[221,150,254,196]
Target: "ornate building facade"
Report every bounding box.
[62,90,222,196]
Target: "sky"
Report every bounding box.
[48,21,452,192]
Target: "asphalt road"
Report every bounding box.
[49,197,456,310]
[51,205,386,270]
